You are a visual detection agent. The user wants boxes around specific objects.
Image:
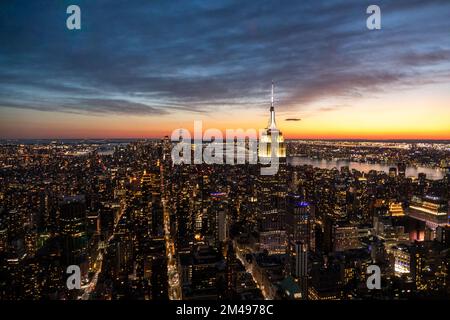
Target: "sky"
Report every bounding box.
[1,0,450,140]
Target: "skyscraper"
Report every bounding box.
[257,83,288,214]
[397,162,406,178]
[293,241,308,299]
[258,82,286,160]
[286,196,315,251]
[58,195,88,280]
[257,83,288,255]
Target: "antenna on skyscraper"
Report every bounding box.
[271,80,274,109]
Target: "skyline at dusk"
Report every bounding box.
[1,0,450,140]
[1,0,450,306]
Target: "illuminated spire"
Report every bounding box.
[268,81,277,130]
[271,81,274,109]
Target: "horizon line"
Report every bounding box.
[2,137,450,143]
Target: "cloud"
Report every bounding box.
[0,0,449,118]
[0,97,170,116]
[399,49,450,66]
[285,118,301,121]
[65,99,170,116]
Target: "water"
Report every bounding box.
[287,157,445,180]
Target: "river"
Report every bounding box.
[287,157,445,180]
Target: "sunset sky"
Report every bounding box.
[1,0,450,140]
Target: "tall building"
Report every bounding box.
[162,135,172,163]
[389,244,412,275]
[256,82,288,214]
[258,194,287,255]
[141,166,164,238]
[436,225,450,248]
[189,245,221,299]
[389,167,397,178]
[217,210,228,243]
[286,196,313,299]
[286,195,315,251]
[208,192,228,247]
[293,241,308,300]
[407,195,448,231]
[397,162,406,178]
[389,202,405,217]
[58,195,88,278]
[332,225,361,252]
[224,241,238,299]
[258,82,286,159]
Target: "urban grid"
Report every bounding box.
[1,95,449,300]
[1,0,450,302]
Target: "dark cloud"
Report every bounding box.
[399,50,450,66]
[65,99,171,116]
[0,97,170,116]
[285,118,301,121]
[0,0,449,117]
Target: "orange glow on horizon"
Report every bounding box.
[1,84,450,141]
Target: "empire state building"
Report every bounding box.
[256,83,288,255]
[258,82,286,159]
[256,84,288,203]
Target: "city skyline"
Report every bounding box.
[1,0,450,306]
[1,0,450,140]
